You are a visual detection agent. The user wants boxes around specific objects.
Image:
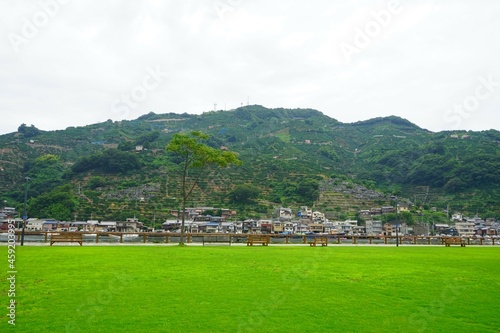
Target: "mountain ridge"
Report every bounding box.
[0,105,498,222]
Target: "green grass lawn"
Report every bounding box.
[2,246,499,333]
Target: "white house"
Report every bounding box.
[455,222,475,237]
[365,220,383,236]
[332,220,358,234]
[312,211,326,222]
[117,218,142,232]
[283,222,294,234]
[98,221,117,232]
[26,218,44,231]
[278,208,292,221]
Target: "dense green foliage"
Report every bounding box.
[6,247,500,332]
[269,178,320,206]
[71,149,141,174]
[17,123,41,137]
[23,154,66,198]
[0,105,498,221]
[229,184,260,204]
[27,184,78,221]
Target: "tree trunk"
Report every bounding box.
[180,197,186,245]
[179,162,187,245]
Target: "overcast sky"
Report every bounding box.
[1,0,499,135]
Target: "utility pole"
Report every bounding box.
[21,177,31,246]
[390,195,399,247]
[153,210,156,232]
[395,196,399,247]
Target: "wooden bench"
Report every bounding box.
[200,235,232,246]
[247,234,270,246]
[309,236,328,247]
[444,237,466,247]
[50,233,83,246]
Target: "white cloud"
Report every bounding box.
[0,0,499,134]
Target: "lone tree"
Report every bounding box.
[166,131,241,245]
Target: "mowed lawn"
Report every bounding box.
[2,246,499,333]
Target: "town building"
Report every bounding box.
[365,220,383,236]
[455,222,475,237]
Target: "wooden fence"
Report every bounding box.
[1,231,499,246]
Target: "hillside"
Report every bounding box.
[1,105,499,223]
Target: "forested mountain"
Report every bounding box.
[1,105,498,223]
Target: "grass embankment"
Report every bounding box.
[2,247,499,332]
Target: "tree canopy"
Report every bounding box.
[166,131,242,244]
[18,123,41,137]
[72,149,141,174]
[229,184,260,204]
